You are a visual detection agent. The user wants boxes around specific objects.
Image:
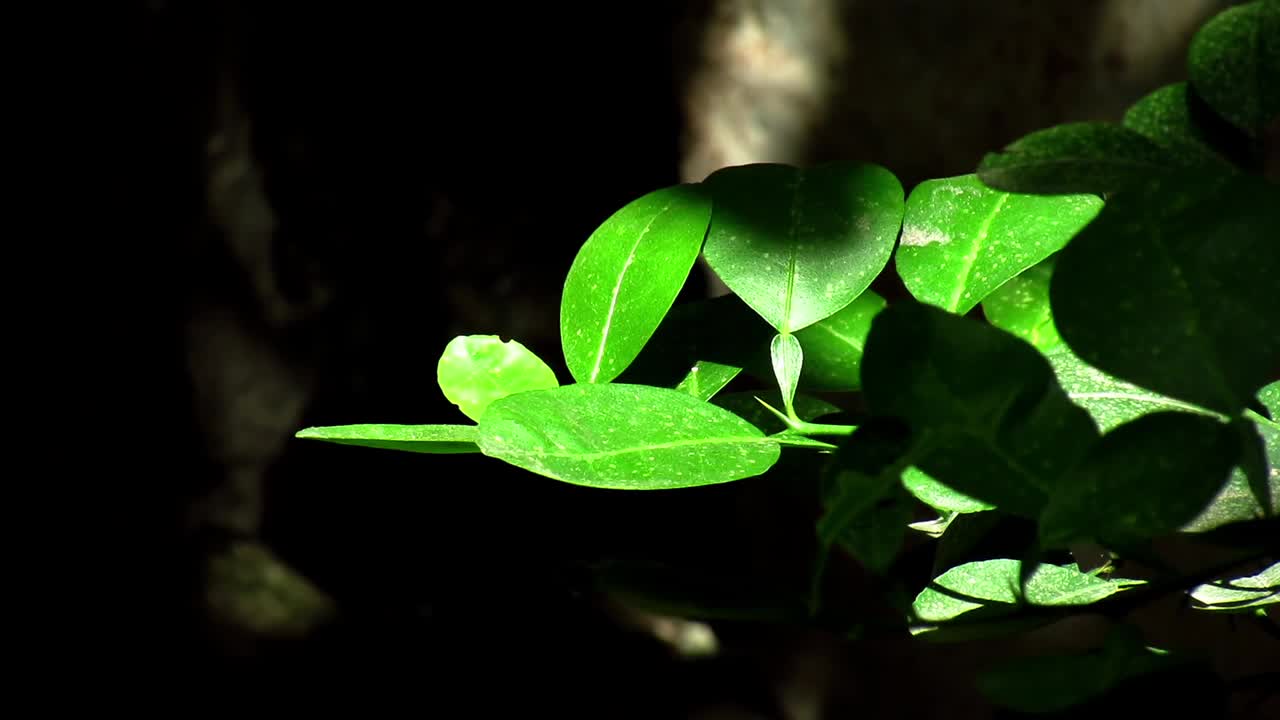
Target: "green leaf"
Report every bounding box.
[828,483,913,575]
[770,333,803,416]
[976,122,1202,195]
[476,383,780,489]
[860,301,1099,517]
[897,174,1102,314]
[1189,561,1280,611]
[1187,0,1280,138]
[1183,383,1280,532]
[712,391,841,435]
[1051,172,1280,416]
[295,424,480,454]
[437,335,560,422]
[902,467,994,514]
[674,360,741,401]
[819,418,915,573]
[790,289,886,390]
[977,624,1185,713]
[1040,412,1240,548]
[620,294,772,389]
[1122,82,1243,169]
[1045,345,1223,433]
[981,257,1063,352]
[560,184,712,384]
[702,162,904,333]
[912,559,1128,630]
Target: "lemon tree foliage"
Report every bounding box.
[294,4,1278,714]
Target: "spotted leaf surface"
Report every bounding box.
[295,424,479,454]
[437,335,559,422]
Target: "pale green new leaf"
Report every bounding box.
[437,335,559,421]
[295,424,479,454]
[702,162,904,333]
[770,333,803,416]
[674,360,741,401]
[897,174,1102,315]
[561,184,712,384]
[1190,561,1280,611]
[476,383,780,489]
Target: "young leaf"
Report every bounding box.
[1039,412,1240,549]
[1189,561,1279,611]
[770,333,803,416]
[981,257,1062,352]
[912,559,1127,629]
[1045,345,1224,433]
[790,289,886,390]
[295,424,479,454]
[977,624,1186,713]
[896,174,1101,314]
[701,162,904,333]
[476,383,780,490]
[674,360,741,401]
[1122,82,1242,169]
[976,122,1202,196]
[437,335,559,422]
[860,301,1099,517]
[1051,172,1280,416]
[560,184,712,384]
[1187,0,1280,139]
[902,467,995,514]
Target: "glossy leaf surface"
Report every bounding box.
[1187,0,1280,138]
[477,383,779,489]
[1184,381,1280,531]
[702,162,903,333]
[912,559,1128,628]
[437,335,559,421]
[981,258,1062,352]
[295,424,479,454]
[561,184,711,384]
[897,174,1101,314]
[1189,561,1279,611]
[1051,173,1280,416]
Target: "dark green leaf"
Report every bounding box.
[1040,412,1239,548]
[476,383,780,489]
[790,289,886,390]
[560,184,711,384]
[981,257,1063,353]
[977,624,1185,713]
[1189,561,1279,610]
[702,162,904,333]
[596,560,806,623]
[674,360,741,401]
[976,122,1201,195]
[295,424,479,454]
[860,301,1099,517]
[1187,0,1280,138]
[620,294,773,389]
[897,174,1101,313]
[828,483,913,575]
[1122,82,1243,169]
[1051,172,1280,416]
[437,335,559,421]
[1183,382,1280,532]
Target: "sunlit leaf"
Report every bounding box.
[860,301,1098,517]
[561,184,712,384]
[712,391,841,435]
[1189,561,1280,611]
[620,294,772,389]
[902,467,994,514]
[790,289,886,390]
[1184,381,1280,531]
[1040,412,1239,548]
[295,424,479,454]
[674,360,740,401]
[770,333,803,414]
[1051,172,1280,416]
[437,335,559,421]
[476,383,779,489]
[981,257,1062,352]
[702,162,904,333]
[897,174,1101,314]
[1187,0,1280,138]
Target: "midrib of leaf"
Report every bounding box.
[811,321,864,352]
[489,432,776,462]
[947,193,1009,312]
[589,201,671,382]
[783,173,805,333]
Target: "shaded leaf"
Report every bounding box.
[702,162,904,333]
[561,184,711,384]
[620,294,772,389]
[981,256,1062,352]
[897,174,1101,314]
[437,335,559,421]
[1040,412,1239,548]
[295,424,479,454]
[977,122,1201,195]
[1183,382,1280,532]
[1051,172,1280,416]
[675,360,740,401]
[1189,561,1280,610]
[1122,82,1243,169]
[828,483,913,575]
[1187,0,1280,138]
[790,289,886,390]
[860,301,1099,517]
[476,383,779,489]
